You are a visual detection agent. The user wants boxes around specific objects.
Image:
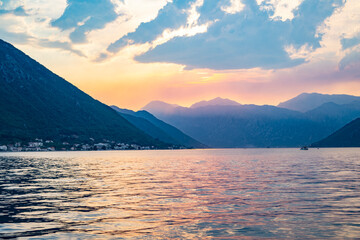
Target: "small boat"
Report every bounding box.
[300,146,308,150]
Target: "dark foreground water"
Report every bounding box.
[0,149,359,239]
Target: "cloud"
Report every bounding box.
[196,0,226,24]
[339,50,360,71]
[37,39,85,57]
[23,0,67,20]
[0,0,84,56]
[0,28,85,56]
[51,0,120,43]
[0,28,32,44]
[0,7,27,16]
[221,0,245,15]
[0,0,354,76]
[341,33,360,50]
[107,0,198,53]
[0,0,22,10]
[0,0,28,16]
[0,13,85,57]
[256,0,304,21]
[128,0,344,70]
[94,52,109,62]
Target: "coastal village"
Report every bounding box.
[0,138,158,152]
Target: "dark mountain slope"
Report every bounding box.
[312,118,360,147]
[111,106,205,148]
[0,39,163,146]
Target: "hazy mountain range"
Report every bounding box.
[278,93,360,112]
[143,95,360,148]
[190,97,241,109]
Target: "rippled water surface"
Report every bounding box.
[0,149,360,239]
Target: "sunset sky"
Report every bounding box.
[0,0,360,110]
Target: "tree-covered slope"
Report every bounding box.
[0,39,163,147]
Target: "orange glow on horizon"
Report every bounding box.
[14,43,360,111]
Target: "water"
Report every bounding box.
[0,148,359,239]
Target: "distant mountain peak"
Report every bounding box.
[142,100,182,115]
[278,92,360,112]
[190,97,240,108]
[142,101,180,109]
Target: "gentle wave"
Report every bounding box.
[0,149,360,239]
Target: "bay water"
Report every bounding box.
[0,148,359,239]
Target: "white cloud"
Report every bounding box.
[257,0,304,21]
[1,0,69,44]
[0,14,28,34]
[123,0,168,23]
[285,44,313,60]
[135,0,208,49]
[152,22,209,47]
[152,0,209,44]
[187,0,203,25]
[221,0,245,15]
[110,0,124,15]
[102,0,211,62]
[314,0,360,67]
[23,0,67,19]
[85,0,168,59]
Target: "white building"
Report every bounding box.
[94,143,110,150]
[29,142,43,148]
[0,145,7,151]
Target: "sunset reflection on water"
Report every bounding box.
[0,149,360,239]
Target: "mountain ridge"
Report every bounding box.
[278,93,360,112]
[190,97,241,109]
[141,98,360,148]
[0,39,165,147]
[142,101,185,116]
[111,106,206,148]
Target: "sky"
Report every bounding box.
[0,0,360,110]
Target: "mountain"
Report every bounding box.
[142,98,360,148]
[0,39,165,147]
[312,118,360,147]
[305,101,360,131]
[111,106,205,148]
[190,97,240,108]
[143,103,331,148]
[142,101,184,116]
[278,93,360,112]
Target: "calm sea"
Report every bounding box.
[0,149,359,239]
